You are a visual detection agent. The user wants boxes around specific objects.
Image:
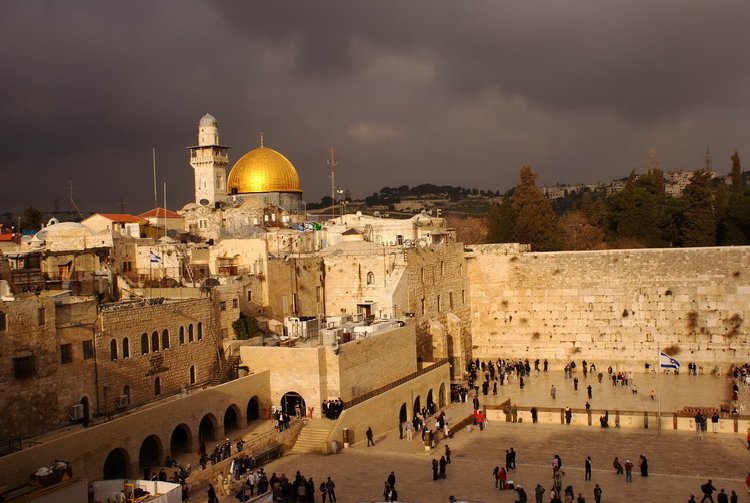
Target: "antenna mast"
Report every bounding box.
[152,148,158,212]
[329,148,337,220]
[67,180,84,219]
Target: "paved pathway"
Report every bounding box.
[210,373,747,502]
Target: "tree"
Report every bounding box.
[680,169,716,246]
[232,313,259,340]
[19,206,43,231]
[486,195,515,243]
[559,211,605,250]
[730,151,744,193]
[510,166,561,251]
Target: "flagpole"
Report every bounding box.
[656,342,661,436]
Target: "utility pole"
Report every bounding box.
[328,148,337,220]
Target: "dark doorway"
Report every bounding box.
[280,392,305,416]
[427,389,434,409]
[247,396,260,421]
[80,396,90,427]
[224,406,240,432]
[199,414,216,444]
[138,435,162,475]
[170,424,192,456]
[103,448,129,479]
[413,396,421,417]
[439,383,446,408]
[399,403,408,423]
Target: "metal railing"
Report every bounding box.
[343,358,449,409]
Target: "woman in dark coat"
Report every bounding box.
[639,455,648,476]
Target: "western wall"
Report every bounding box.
[467,244,750,369]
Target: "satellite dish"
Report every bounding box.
[332,341,340,354]
[47,217,59,226]
[373,211,381,217]
[199,199,209,206]
[356,211,362,217]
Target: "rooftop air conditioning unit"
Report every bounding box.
[116,395,129,409]
[69,404,84,421]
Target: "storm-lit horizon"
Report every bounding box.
[2,1,749,214]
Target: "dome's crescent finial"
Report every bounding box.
[260,131,264,148]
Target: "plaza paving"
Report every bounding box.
[212,372,747,503]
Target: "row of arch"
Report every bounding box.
[103,396,262,479]
[109,323,203,361]
[398,383,447,423]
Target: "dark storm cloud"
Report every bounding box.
[1,1,749,216]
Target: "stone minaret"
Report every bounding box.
[189,113,229,206]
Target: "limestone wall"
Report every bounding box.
[468,244,750,368]
[266,257,324,320]
[239,323,419,415]
[0,372,272,489]
[406,243,472,371]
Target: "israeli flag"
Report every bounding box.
[659,352,680,369]
[149,251,162,263]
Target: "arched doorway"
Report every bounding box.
[413,396,421,417]
[103,448,129,479]
[399,403,408,423]
[138,435,162,476]
[224,405,240,432]
[199,414,217,444]
[280,392,305,416]
[170,424,192,457]
[247,396,260,421]
[439,383,446,408]
[426,389,435,413]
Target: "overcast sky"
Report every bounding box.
[2,1,749,215]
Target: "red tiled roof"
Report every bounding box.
[138,207,183,219]
[96,213,144,223]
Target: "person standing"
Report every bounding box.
[445,444,452,463]
[325,477,336,502]
[439,455,447,479]
[624,459,633,482]
[711,412,720,433]
[695,412,704,440]
[639,455,648,477]
[366,427,375,447]
[387,471,396,488]
[585,457,592,481]
[593,484,602,503]
[432,458,439,481]
[717,489,729,503]
[551,385,557,400]
[207,483,218,503]
[531,407,538,423]
[574,377,579,390]
[565,407,573,425]
[535,483,546,503]
[587,385,592,400]
[510,447,517,471]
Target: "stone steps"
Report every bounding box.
[291,420,335,454]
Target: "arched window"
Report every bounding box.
[140,333,149,355]
[179,326,185,345]
[189,365,195,385]
[188,324,194,343]
[440,261,445,276]
[366,271,374,285]
[110,339,118,361]
[122,385,130,403]
[154,377,161,396]
[151,331,159,352]
[161,329,170,350]
[122,337,130,359]
[197,322,203,341]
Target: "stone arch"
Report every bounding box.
[122,337,130,359]
[79,395,91,427]
[189,365,196,385]
[170,423,192,457]
[280,391,305,416]
[247,396,260,421]
[103,447,130,480]
[161,329,170,350]
[223,404,242,432]
[110,339,118,361]
[188,324,194,343]
[141,333,149,354]
[439,382,446,408]
[151,331,159,352]
[179,326,185,345]
[399,403,408,423]
[426,389,435,414]
[138,435,163,475]
[199,413,218,444]
[366,271,374,285]
[197,322,203,340]
[413,396,421,417]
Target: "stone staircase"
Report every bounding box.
[290,418,335,454]
[207,354,241,385]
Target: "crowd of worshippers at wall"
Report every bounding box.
[322,399,344,420]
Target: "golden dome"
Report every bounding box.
[226,135,302,194]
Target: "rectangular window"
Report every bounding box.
[0,312,6,332]
[449,292,454,310]
[247,291,252,302]
[462,290,466,304]
[232,298,238,309]
[437,295,441,312]
[13,355,35,379]
[220,301,226,311]
[60,343,73,364]
[82,340,94,359]
[37,307,46,326]
[421,297,425,316]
